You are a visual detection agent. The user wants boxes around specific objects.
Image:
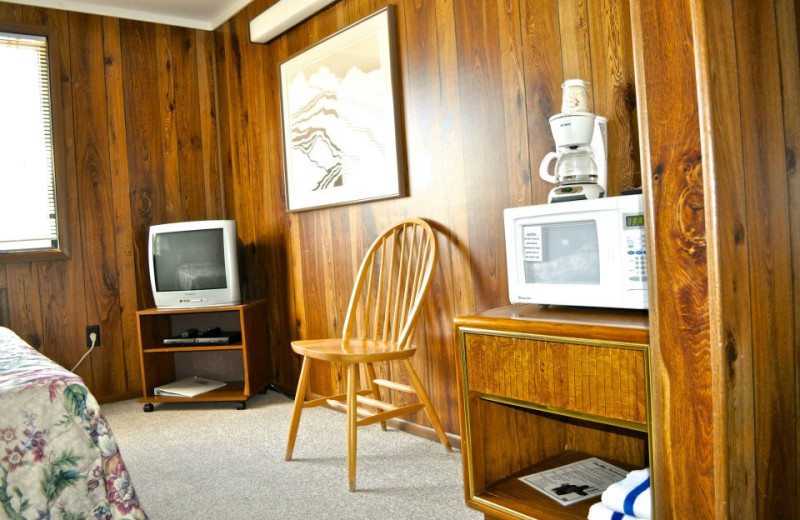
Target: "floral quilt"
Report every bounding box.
[0,327,146,520]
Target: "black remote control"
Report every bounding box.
[180,328,199,338]
[200,327,222,337]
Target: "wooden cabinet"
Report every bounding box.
[454,305,651,520]
[136,300,269,410]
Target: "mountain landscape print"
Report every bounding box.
[280,8,403,211]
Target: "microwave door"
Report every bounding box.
[522,220,601,287]
[514,211,622,307]
[522,219,601,305]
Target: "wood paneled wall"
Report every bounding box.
[631,0,799,517]
[213,0,640,437]
[0,2,221,400]
[0,0,796,516]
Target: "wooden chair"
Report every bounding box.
[285,217,452,491]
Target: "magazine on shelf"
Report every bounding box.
[519,457,628,506]
[154,376,226,397]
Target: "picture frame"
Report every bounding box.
[279,7,405,212]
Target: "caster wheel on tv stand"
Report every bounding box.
[143,403,154,412]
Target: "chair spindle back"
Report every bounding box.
[342,218,437,350]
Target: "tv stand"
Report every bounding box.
[136,300,269,411]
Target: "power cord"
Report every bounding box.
[72,331,97,372]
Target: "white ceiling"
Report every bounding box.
[9,0,256,30]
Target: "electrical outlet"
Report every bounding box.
[86,325,100,348]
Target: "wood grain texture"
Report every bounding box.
[729,0,797,517]
[632,0,799,517]
[775,0,800,508]
[455,309,649,520]
[0,5,220,400]
[630,0,715,517]
[102,16,142,394]
[464,334,647,424]
[0,0,794,516]
[68,11,127,396]
[214,0,640,441]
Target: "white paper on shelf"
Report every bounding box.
[518,457,629,506]
[154,376,226,397]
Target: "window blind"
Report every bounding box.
[0,31,59,252]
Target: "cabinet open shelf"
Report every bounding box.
[454,305,651,520]
[476,450,640,520]
[143,344,243,353]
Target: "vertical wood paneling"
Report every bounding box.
[692,0,758,516]
[121,20,166,310]
[632,0,798,516]
[1,1,792,516]
[558,0,592,81]
[155,25,180,221]
[68,12,127,395]
[195,31,223,219]
[587,0,638,194]
[630,0,714,516]
[170,29,206,222]
[775,0,800,505]
[497,0,532,209]
[731,1,797,517]
[102,16,141,394]
[453,0,511,310]
[519,0,563,202]
[0,4,220,400]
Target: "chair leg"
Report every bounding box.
[364,362,387,431]
[402,359,452,452]
[285,355,311,461]
[347,362,358,491]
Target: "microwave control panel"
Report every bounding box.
[622,212,647,288]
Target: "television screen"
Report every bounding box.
[152,228,228,292]
[148,219,240,309]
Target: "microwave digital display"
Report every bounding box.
[625,214,645,228]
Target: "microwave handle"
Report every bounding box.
[539,151,559,184]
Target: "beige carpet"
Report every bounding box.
[101,391,482,520]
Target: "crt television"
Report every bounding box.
[148,220,241,309]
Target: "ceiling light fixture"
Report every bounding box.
[249,0,339,44]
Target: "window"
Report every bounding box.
[0,25,67,261]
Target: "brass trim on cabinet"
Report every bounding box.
[477,393,649,433]
[457,325,650,351]
[456,325,654,520]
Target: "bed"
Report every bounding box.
[0,326,147,519]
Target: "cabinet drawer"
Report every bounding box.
[462,332,648,425]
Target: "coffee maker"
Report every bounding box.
[539,80,608,203]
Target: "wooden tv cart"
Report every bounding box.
[136,300,269,411]
[454,304,651,520]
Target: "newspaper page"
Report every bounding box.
[154,376,226,397]
[519,457,628,506]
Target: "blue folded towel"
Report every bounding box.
[588,502,639,520]
[599,467,651,519]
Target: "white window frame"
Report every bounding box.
[0,22,68,263]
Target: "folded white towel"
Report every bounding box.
[588,502,640,520]
[601,468,651,519]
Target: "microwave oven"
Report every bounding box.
[503,194,648,309]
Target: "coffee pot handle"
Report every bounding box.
[539,151,559,184]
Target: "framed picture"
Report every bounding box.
[279,7,405,212]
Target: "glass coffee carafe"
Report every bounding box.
[539,146,599,186]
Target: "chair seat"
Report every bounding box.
[291,338,416,364]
